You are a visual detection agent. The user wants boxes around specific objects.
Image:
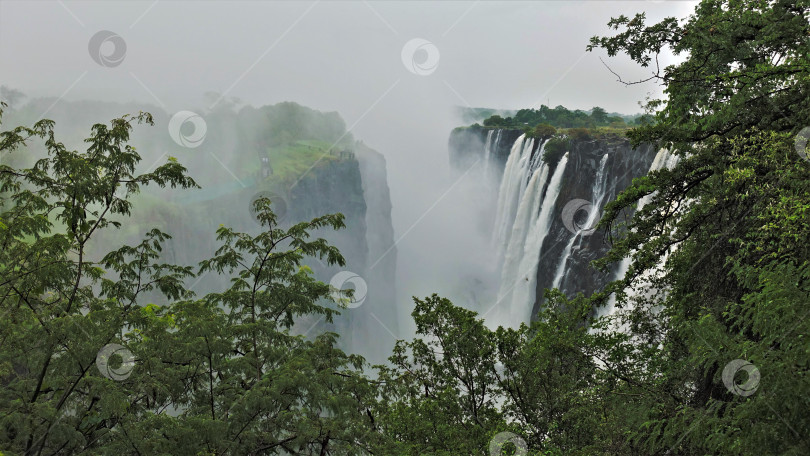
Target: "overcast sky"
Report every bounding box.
[2,1,697,116]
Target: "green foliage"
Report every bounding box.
[481,105,631,130]
[456,106,517,124]
[531,123,557,139]
[590,129,810,455]
[483,115,506,127]
[476,106,632,144]
[373,293,600,455]
[590,106,608,124]
[264,139,338,185]
[583,1,810,454]
[244,101,348,148]
[566,127,592,142]
[587,0,810,148]
[382,2,810,454]
[632,113,654,126]
[0,109,381,455]
[3,1,810,454]
[542,137,570,165]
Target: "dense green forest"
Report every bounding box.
[454,105,643,129]
[456,104,651,152]
[1,1,809,454]
[479,105,648,130]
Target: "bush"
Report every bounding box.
[633,113,655,126]
[542,136,569,165]
[567,127,593,141]
[482,115,504,127]
[532,123,557,139]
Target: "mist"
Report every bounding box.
[0,0,698,343]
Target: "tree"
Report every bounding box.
[590,106,608,125]
[632,113,654,126]
[0,107,380,455]
[483,115,505,127]
[374,293,601,455]
[584,1,810,454]
[532,123,557,139]
[587,0,810,149]
[566,127,592,141]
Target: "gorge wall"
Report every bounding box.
[4,99,398,363]
[449,126,659,326]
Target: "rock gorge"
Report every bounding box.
[449,125,662,325]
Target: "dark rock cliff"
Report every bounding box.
[449,127,657,321]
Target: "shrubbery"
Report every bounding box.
[532,123,557,139]
[566,127,592,141]
[542,136,570,165]
[479,104,637,130]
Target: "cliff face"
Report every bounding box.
[449,127,657,322]
[93,145,396,362]
[353,144,398,362]
[19,99,399,361]
[528,138,656,319]
[285,144,397,363]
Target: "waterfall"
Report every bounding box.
[482,129,503,177]
[492,134,536,254]
[449,126,670,329]
[498,144,550,311]
[492,135,527,248]
[496,152,569,326]
[598,148,674,318]
[550,154,610,290]
[482,130,495,178]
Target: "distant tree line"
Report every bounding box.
[479,105,654,130]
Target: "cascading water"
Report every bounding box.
[451,126,664,329]
[598,148,675,318]
[482,130,495,177]
[497,152,569,326]
[550,154,610,291]
[492,134,536,255]
[497,144,550,314]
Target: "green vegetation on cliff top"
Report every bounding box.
[454,104,655,142]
